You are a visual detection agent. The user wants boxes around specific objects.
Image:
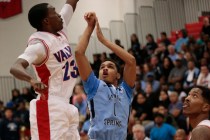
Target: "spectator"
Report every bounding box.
[132,124,150,140]
[150,55,162,80]
[174,129,187,140]
[21,87,34,103]
[201,17,210,37]
[141,72,160,93]
[183,61,200,91]
[197,65,210,89]
[160,32,171,47]
[0,108,20,140]
[150,113,176,140]
[160,57,174,82]
[0,100,4,120]
[130,33,142,65]
[174,82,187,102]
[14,101,30,128]
[145,34,158,56]
[174,29,189,53]
[131,93,153,123]
[168,45,179,64]
[168,58,187,89]
[168,91,187,131]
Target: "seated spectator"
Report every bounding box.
[183,61,200,91]
[131,93,153,123]
[160,32,171,47]
[14,101,30,128]
[196,65,210,89]
[168,91,187,131]
[174,29,189,53]
[168,58,187,89]
[21,87,34,103]
[174,82,187,102]
[150,55,162,80]
[158,90,170,108]
[130,33,142,65]
[132,124,150,140]
[0,108,20,140]
[145,34,158,56]
[168,45,179,64]
[150,113,176,140]
[72,84,87,117]
[141,72,160,93]
[201,17,210,37]
[9,89,23,108]
[160,57,174,82]
[174,129,187,140]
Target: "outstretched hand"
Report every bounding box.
[84,12,96,28]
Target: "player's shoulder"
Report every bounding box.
[191,125,210,139]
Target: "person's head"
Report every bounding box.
[174,129,187,140]
[143,63,151,73]
[169,91,179,104]
[158,105,168,115]
[163,57,173,68]
[200,65,209,76]
[137,93,146,104]
[146,34,154,42]
[168,45,175,54]
[154,113,164,126]
[175,58,182,68]
[22,87,30,95]
[12,88,20,97]
[146,72,154,82]
[99,59,120,86]
[160,32,167,40]
[187,60,195,70]
[131,33,139,44]
[180,29,188,38]
[174,82,183,92]
[28,3,63,33]
[203,17,210,27]
[4,108,13,120]
[145,83,153,94]
[132,124,146,140]
[183,86,210,117]
[150,55,159,66]
[159,90,168,101]
[73,84,84,95]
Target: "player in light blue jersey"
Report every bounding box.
[75,12,136,140]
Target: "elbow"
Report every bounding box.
[10,65,16,76]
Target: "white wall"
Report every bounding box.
[0,0,151,76]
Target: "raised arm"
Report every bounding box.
[66,0,79,11]
[96,20,136,87]
[75,12,96,81]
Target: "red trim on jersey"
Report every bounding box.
[36,100,50,140]
[35,64,51,140]
[59,30,68,41]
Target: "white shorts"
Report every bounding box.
[30,95,80,140]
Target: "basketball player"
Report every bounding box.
[183,86,210,140]
[75,12,136,140]
[10,0,80,139]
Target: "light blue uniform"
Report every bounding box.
[83,72,133,140]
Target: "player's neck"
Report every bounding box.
[189,115,209,128]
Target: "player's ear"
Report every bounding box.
[43,18,49,25]
[202,103,210,112]
[117,73,120,80]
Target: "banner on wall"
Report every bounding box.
[0,0,22,19]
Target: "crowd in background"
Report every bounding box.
[1,16,210,140]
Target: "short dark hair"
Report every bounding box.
[28,3,49,30]
[102,58,120,73]
[161,32,167,36]
[193,86,210,104]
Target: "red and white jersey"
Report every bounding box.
[28,31,78,99]
[197,120,210,128]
